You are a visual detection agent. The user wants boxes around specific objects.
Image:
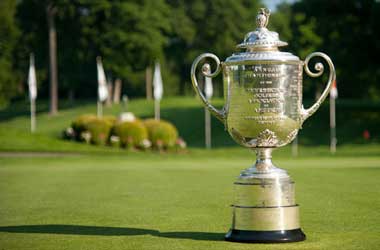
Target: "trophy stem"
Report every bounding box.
[255,148,274,172]
[239,148,288,179]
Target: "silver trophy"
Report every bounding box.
[191,8,335,243]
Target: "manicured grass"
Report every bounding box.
[0,152,379,250]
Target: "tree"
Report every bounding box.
[90,0,172,95]
[166,0,262,95]
[0,0,20,109]
[270,2,323,97]
[16,0,172,99]
[12,0,380,101]
[47,2,59,115]
[282,0,380,99]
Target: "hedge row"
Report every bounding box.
[63,114,186,150]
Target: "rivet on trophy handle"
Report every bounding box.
[190,7,336,243]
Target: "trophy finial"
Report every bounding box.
[256,8,270,28]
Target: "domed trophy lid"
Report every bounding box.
[237,8,287,51]
[225,8,299,63]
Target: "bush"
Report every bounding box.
[86,118,114,145]
[68,115,183,151]
[103,115,117,126]
[113,120,148,148]
[71,114,97,141]
[70,114,117,145]
[144,119,178,149]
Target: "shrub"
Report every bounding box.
[113,120,148,148]
[103,115,117,126]
[144,119,178,149]
[71,114,117,144]
[86,118,113,145]
[71,114,97,141]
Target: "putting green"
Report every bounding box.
[0,151,379,250]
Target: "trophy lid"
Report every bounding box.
[225,8,299,63]
[237,8,287,51]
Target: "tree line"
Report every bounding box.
[0,0,379,110]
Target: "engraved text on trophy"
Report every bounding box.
[226,63,302,145]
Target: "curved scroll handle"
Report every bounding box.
[301,52,336,123]
[191,53,226,122]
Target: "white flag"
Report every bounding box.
[330,80,338,99]
[153,61,163,101]
[28,53,37,100]
[97,56,108,102]
[204,70,213,100]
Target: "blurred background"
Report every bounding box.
[0,0,379,149]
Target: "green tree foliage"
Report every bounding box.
[1,0,379,105]
[166,0,262,95]
[77,0,171,95]
[270,3,323,96]
[278,0,380,99]
[0,0,20,109]
[16,0,171,98]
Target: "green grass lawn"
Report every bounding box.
[0,152,379,250]
[0,97,379,249]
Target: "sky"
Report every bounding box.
[264,0,297,11]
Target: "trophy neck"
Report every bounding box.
[239,148,289,180]
[255,148,274,172]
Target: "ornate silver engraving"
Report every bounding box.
[256,8,270,28]
[286,129,298,143]
[237,8,287,50]
[225,51,300,64]
[256,129,279,147]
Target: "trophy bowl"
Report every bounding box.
[190,8,335,243]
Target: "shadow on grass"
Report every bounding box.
[0,224,225,242]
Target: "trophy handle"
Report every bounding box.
[191,53,226,122]
[301,52,336,123]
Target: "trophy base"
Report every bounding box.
[225,228,306,243]
[226,148,306,244]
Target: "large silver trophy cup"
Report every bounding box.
[191,8,335,243]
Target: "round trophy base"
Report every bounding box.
[225,228,306,243]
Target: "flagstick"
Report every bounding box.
[330,96,337,154]
[205,107,211,149]
[97,101,103,118]
[30,98,36,133]
[155,100,160,120]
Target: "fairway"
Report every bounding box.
[0,151,379,250]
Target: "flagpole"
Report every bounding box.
[155,99,160,120]
[97,101,103,118]
[153,61,163,120]
[205,107,211,149]
[31,97,36,133]
[330,95,336,154]
[96,56,108,118]
[28,53,37,133]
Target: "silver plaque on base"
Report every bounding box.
[190,8,335,243]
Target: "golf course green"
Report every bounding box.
[1,152,379,250]
[0,98,379,249]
